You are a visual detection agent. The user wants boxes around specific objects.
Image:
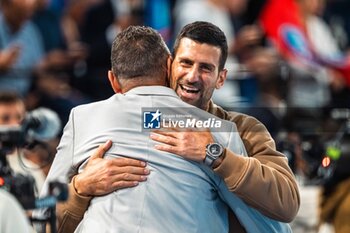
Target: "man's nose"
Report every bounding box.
[186,67,200,83]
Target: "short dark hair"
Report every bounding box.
[0,0,11,6]
[111,26,170,79]
[0,91,23,105]
[173,21,228,71]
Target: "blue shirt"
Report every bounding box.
[0,13,44,95]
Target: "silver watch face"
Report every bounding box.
[208,143,222,157]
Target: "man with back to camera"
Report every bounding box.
[49,22,299,232]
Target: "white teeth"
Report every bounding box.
[181,85,199,92]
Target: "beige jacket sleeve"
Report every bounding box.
[209,101,300,222]
[56,177,91,233]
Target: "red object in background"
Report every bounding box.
[259,0,350,86]
[322,156,331,168]
[259,0,313,64]
[0,176,5,186]
[333,59,350,87]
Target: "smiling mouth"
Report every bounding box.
[179,84,200,94]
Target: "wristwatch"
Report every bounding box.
[204,143,224,167]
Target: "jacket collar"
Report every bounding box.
[125,86,179,98]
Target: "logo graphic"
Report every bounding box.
[143,110,162,129]
[142,108,223,131]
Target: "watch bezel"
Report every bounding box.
[204,143,224,167]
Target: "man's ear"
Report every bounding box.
[216,69,228,89]
[108,70,122,93]
[165,56,173,87]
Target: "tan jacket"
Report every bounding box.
[56,101,300,233]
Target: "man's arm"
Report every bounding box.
[56,141,150,233]
[219,113,299,222]
[56,180,91,233]
[0,45,21,72]
[150,112,300,222]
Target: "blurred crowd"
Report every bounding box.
[1,0,350,123]
[1,0,350,233]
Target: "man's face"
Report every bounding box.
[4,0,36,29]
[0,102,25,126]
[171,38,227,110]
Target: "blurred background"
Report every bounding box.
[1,0,350,232]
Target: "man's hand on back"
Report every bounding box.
[74,140,150,196]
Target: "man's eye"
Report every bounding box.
[180,60,192,66]
[201,66,212,72]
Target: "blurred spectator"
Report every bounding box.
[0,0,87,99]
[33,0,88,66]
[23,0,91,127]
[60,0,102,46]
[73,0,116,100]
[32,0,89,91]
[72,0,143,101]
[0,0,44,96]
[323,0,350,109]
[173,0,244,61]
[32,0,66,52]
[27,69,90,126]
[236,2,287,139]
[324,0,350,51]
[173,0,238,47]
[260,0,350,109]
[297,0,350,109]
[0,91,45,194]
[299,0,341,61]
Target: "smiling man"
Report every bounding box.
[52,22,299,233]
[171,37,227,111]
[153,22,300,222]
